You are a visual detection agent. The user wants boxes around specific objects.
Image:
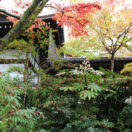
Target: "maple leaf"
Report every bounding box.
[53,3,101,37]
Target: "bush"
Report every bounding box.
[95,74,132,131]
[0,65,132,131]
[121,62,132,75]
[0,73,39,131]
[25,66,132,131]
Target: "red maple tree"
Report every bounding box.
[0,0,101,36]
[52,3,101,37]
[0,0,49,32]
[0,0,101,49]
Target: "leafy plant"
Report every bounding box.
[0,73,39,131]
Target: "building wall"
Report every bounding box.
[0,64,24,78]
[0,50,25,78]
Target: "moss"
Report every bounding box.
[121,62,132,74]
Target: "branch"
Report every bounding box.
[115,23,132,45]
[124,37,132,43]
[101,39,112,55]
[45,4,62,12]
[115,23,132,52]
[102,13,115,52]
[0,0,49,50]
[0,8,20,19]
[90,25,111,55]
[98,27,112,55]
[102,33,114,51]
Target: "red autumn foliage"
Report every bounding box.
[53,3,101,37]
[0,0,101,37]
[0,0,49,33]
[6,16,49,33]
[34,110,39,115]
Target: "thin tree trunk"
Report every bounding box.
[111,55,114,72]
[23,50,29,104]
[24,51,29,82]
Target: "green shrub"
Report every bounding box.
[0,65,132,131]
[121,62,132,75]
[0,73,39,131]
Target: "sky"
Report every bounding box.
[0,0,132,15]
[0,0,69,15]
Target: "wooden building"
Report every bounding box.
[63,57,132,73]
[0,13,131,74]
[0,14,25,77]
[0,14,13,37]
[0,14,64,75]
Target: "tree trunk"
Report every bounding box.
[111,55,115,72]
[0,0,48,50]
[24,51,29,82]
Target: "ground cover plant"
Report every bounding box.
[0,62,132,131]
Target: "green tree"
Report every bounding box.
[60,0,132,71]
[88,1,132,71]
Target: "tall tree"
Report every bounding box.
[0,0,101,52]
[53,2,101,37]
[55,0,132,71]
[88,0,132,71]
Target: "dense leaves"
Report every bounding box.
[0,74,39,131]
[1,63,132,131]
[53,3,101,37]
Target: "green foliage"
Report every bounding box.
[0,61,132,131]
[60,37,103,59]
[0,73,39,131]
[121,62,132,75]
[80,83,101,100]
[7,66,26,74]
[119,106,132,128]
[24,63,131,131]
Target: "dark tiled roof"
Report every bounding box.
[0,14,12,23]
[38,14,54,21]
[63,57,132,63]
[0,13,55,22]
[63,57,132,72]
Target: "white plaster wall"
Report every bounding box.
[0,64,24,79]
[0,50,40,82]
[0,64,39,83]
[0,49,25,79]
[0,50,26,59]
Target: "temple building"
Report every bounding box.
[0,13,132,75]
[0,13,64,77]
